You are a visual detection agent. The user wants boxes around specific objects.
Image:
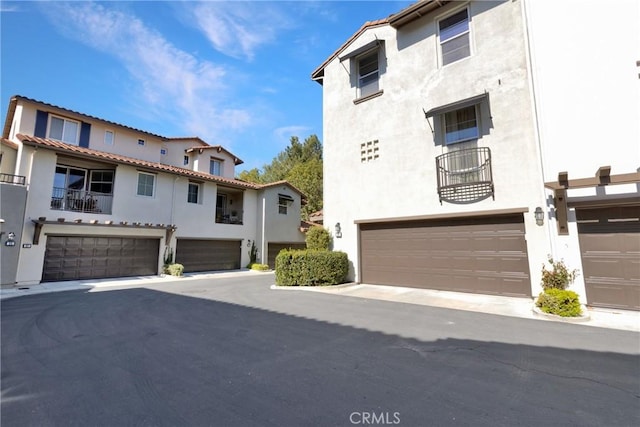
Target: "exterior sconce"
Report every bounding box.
[247,239,252,247]
[534,207,544,226]
[335,222,342,238]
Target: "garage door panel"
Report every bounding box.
[176,239,241,273]
[360,214,530,296]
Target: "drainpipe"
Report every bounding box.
[169,176,179,246]
[26,147,37,191]
[261,196,266,264]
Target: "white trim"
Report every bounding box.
[136,171,156,197]
[47,114,80,145]
[436,3,473,69]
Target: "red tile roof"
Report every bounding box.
[1,137,19,150]
[185,145,244,165]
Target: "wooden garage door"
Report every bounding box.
[268,242,306,268]
[43,236,160,282]
[577,206,640,310]
[360,214,530,296]
[176,239,241,273]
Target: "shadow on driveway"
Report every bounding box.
[2,288,639,427]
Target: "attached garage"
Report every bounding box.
[43,236,160,282]
[268,242,306,268]
[359,213,531,296]
[576,205,640,311]
[176,239,241,273]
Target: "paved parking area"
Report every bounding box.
[2,273,639,426]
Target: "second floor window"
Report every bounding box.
[444,105,479,144]
[187,182,200,204]
[278,194,293,215]
[439,8,471,66]
[137,172,155,197]
[104,130,114,146]
[358,50,379,98]
[49,116,79,145]
[210,159,222,176]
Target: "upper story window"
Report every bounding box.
[138,139,145,146]
[136,172,155,197]
[160,147,168,156]
[444,105,479,144]
[210,159,222,176]
[104,130,114,146]
[358,50,380,98]
[48,116,79,145]
[183,155,189,166]
[187,182,200,204]
[439,8,471,66]
[278,194,294,215]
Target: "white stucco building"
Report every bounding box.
[0,95,306,286]
[312,0,639,310]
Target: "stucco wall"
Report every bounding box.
[0,183,27,286]
[321,0,551,285]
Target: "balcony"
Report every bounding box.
[50,187,113,214]
[436,147,494,204]
[0,173,26,185]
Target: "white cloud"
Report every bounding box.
[274,125,311,143]
[42,2,251,143]
[186,1,294,61]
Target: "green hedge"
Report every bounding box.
[165,263,184,277]
[275,249,348,286]
[536,289,582,317]
[248,263,270,271]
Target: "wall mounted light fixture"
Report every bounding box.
[534,207,544,226]
[335,222,342,238]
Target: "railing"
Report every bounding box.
[0,173,26,185]
[50,187,113,214]
[215,210,244,225]
[436,147,494,204]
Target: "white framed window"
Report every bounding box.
[48,116,80,145]
[183,155,189,166]
[160,147,167,156]
[138,139,145,146]
[187,182,200,204]
[439,8,471,66]
[89,170,114,194]
[444,105,479,144]
[357,50,380,98]
[278,194,293,215]
[104,130,114,146]
[210,159,222,176]
[136,172,155,197]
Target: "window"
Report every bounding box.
[187,182,200,204]
[183,155,189,166]
[444,105,478,144]
[48,116,79,145]
[358,50,379,98]
[89,170,114,194]
[360,140,379,163]
[138,139,145,146]
[439,8,471,66]
[278,194,294,215]
[104,130,114,146]
[210,159,222,176]
[137,172,155,197]
[160,148,167,156]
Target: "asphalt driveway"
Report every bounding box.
[2,274,639,426]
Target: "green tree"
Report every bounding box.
[236,134,323,219]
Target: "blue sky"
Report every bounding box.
[1,0,413,172]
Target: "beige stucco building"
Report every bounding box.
[312,0,639,310]
[0,96,306,287]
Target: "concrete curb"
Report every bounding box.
[270,283,356,291]
[531,305,591,323]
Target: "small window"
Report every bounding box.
[183,155,189,166]
[358,50,379,98]
[104,130,114,146]
[48,116,80,145]
[187,182,200,204]
[138,139,145,146]
[160,148,167,155]
[444,105,479,144]
[360,140,379,163]
[278,194,294,215]
[210,159,222,176]
[439,8,471,66]
[137,172,155,197]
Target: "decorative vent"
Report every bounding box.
[360,140,379,163]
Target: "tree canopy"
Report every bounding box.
[237,135,323,219]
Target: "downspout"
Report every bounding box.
[26,146,37,191]
[261,196,266,265]
[521,0,555,257]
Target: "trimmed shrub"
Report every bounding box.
[305,226,332,250]
[166,263,184,277]
[536,289,582,317]
[248,263,270,271]
[275,249,348,286]
[541,257,579,290]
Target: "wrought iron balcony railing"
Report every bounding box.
[50,187,113,214]
[436,147,494,204]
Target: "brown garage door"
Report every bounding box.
[360,214,530,296]
[43,236,160,282]
[577,206,640,310]
[176,239,241,273]
[268,242,306,268]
